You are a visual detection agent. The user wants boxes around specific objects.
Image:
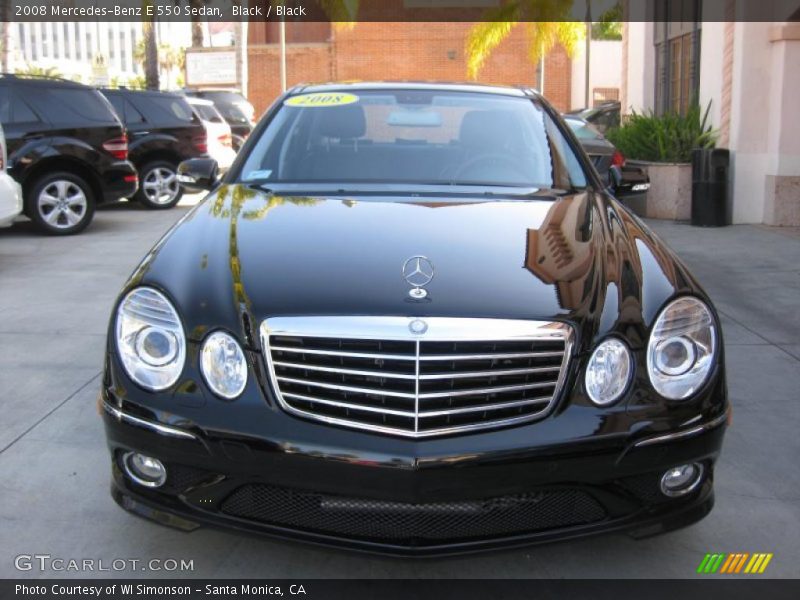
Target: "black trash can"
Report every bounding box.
[691,148,730,227]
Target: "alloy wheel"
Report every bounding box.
[37,180,88,230]
[142,167,179,206]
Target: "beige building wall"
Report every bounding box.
[620,20,654,114]
[570,40,623,111]
[621,5,800,226]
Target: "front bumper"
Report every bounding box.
[101,385,727,556]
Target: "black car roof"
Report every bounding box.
[0,74,94,89]
[288,81,536,98]
[100,88,188,99]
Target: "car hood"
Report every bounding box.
[127,184,632,348]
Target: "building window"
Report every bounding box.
[17,24,26,60]
[653,0,702,115]
[63,23,71,59]
[52,23,59,59]
[30,26,38,61]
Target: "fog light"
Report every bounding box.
[122,452,167,488]
[660,463,704,497]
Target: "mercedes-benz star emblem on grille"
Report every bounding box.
[402,256,434,299]
[409,319,428,335]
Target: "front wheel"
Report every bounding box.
[25,172,95,235]
[135,161,183,209]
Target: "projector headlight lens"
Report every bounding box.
[200,331,248,399]
[585,338,632,406]
[116,287,185,391]
[647,297,717,400]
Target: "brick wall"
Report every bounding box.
[247,22,572,116]
[247,43,333,117]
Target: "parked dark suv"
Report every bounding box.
[184,89,254,150]
[101,89,207,209]
[0,75,138,235]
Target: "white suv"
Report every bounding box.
[0,123,23,228]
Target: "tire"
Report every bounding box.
[135,161,183,209]
[25,171,95,236]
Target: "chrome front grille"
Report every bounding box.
[261,317,573,438]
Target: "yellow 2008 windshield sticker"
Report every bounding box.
[284,93,359,107]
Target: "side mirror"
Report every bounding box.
[609,165,650,197]
[177,158,219,192]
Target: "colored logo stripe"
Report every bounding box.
[745,553,774,574]
[698,553,773,574]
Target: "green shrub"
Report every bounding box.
[606,103,718,163]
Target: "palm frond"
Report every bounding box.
[315,0,359,22]
[465,2,521,79]
[554,21,585,57]
[467,0,584,80]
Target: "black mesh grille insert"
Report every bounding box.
[220,484,606,544]
[162,464,217,494]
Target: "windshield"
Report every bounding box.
[193,103,224,123]
[565,117,604,140]
[236,90,587,190]
[204,92,254,121]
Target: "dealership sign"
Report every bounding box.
[185,50,236,86]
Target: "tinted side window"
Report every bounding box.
[0,87,9,122]
[194,104,223,122]
[105,93,125,119]
[217,103,248,123]
[0,87,41,124]
[124,99,145,124]
[12,94,39,123]
[134,95,194,124]
[28,88,118,125]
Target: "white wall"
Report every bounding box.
[727,22,768,222]
[621,21,654,113]
[570,40,622,110]
[621,5,800,225]
[698,21,725,132]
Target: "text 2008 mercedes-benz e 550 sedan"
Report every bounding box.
[100,83,728,555]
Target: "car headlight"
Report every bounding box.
[116,287,186,391]
[200,331,247,399]
[647,297,717,400]
[585,338,632,406]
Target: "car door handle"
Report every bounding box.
[23,133,44,140]
[132,131,151,136]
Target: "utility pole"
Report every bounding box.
[234,4,248,98]
[0,0,9,73]
[585,0,592,107]
[537,42,544,92]
[279,20,287,92]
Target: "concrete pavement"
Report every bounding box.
[0,202,798,579]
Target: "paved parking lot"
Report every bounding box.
[0,199,798,579]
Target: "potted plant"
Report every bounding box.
[607,103,718,220]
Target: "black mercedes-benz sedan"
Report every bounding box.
[100,82,728,555]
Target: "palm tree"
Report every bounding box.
[317,0,360,21]
[0,21,9,73]
[16,64,63,78]
[142,0,159,89]
[465,0,584,89]
[158,43,181,87]
[188,0,204,47]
